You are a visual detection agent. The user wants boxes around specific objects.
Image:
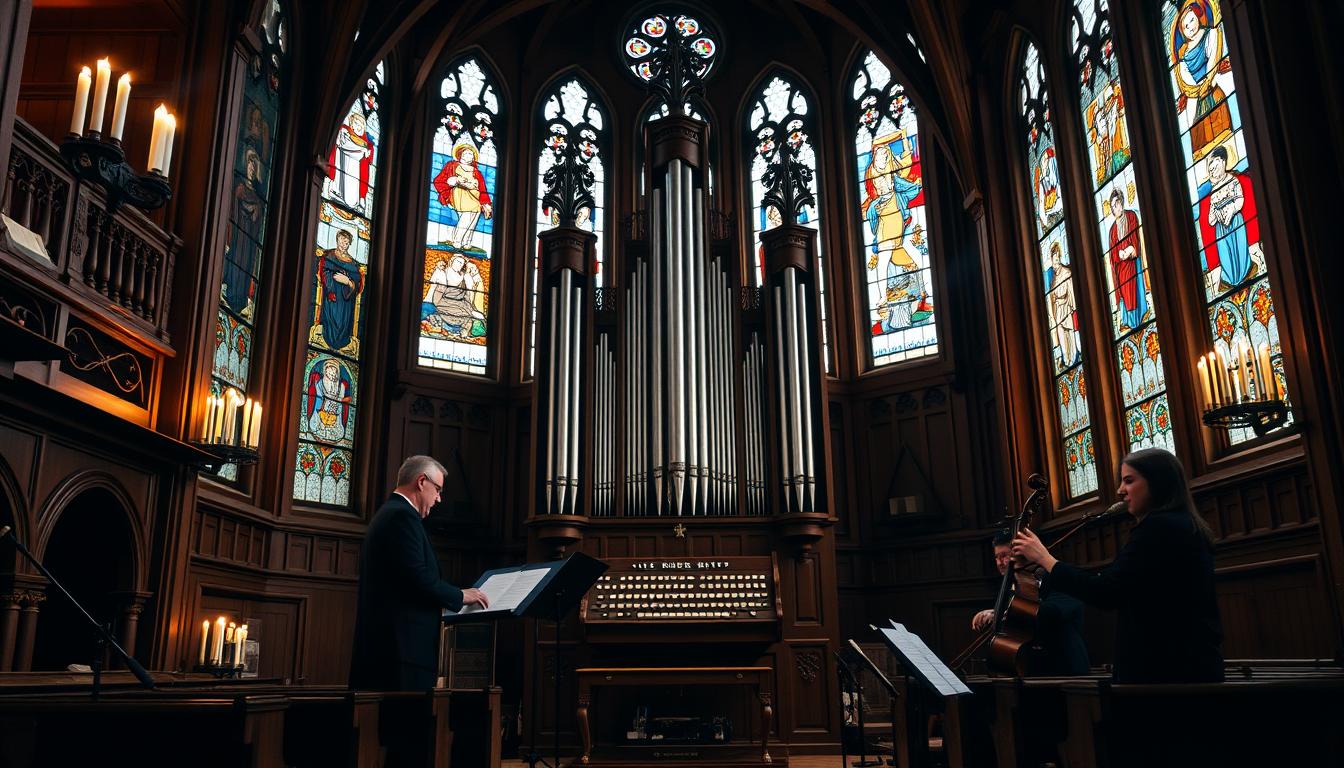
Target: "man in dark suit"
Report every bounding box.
[349,455,489,691]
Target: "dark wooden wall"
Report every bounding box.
[1,0,1342,752]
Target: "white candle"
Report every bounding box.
[1231,359,1243,402]
[1197,358,1212,408]
[211,616,227,665]
[198,619,210,667]
[212,396,226,443]
[148,105,167,172]
[1240,342,1255,400]
[235,625,248,666]
[110,73,131,140]
[224,622,236,666]
[248,402,262,448]
[89,58,111,134]
[240,397,253,447]
[70,66,91,135]
[160,112,177,176]
[1257,343,1274,401]
[203,396,216,442]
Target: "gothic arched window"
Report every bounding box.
[1021,41,1099,497]
[849,50,938,366]
[529,75,608,376]
[211,0,287,481]
[745,72,829,370]
[1159,0,1289,443]
[1072,0,1174,454]
[292,61,385,506]
[418,56,502,376]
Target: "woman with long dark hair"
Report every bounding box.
[1012,448,1224,683]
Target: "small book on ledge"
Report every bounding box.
[443,551,608,624]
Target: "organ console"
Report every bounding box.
[580,556,781,631]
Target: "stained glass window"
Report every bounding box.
[529,76,607,376]
[1021,42,1098,497]
[419,57,501,376]
[745,73,829,371]
[292,61,384,506]
[850,50,938,366]
[1072,0,1173,454]
[1160,0,1289,443]
[210,0,286,482]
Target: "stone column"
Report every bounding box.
[0,591,22,671]
[13,590,44,671]
[111,591,152,669]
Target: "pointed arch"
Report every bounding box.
[526,68,612,377]
[740,65,831,371]
[1017,37,1100,498]
[1069,0,1174,455]
[209,0,292,482]
[1157,0,1290,443]
[291,59,387,506]
[417,51,507,376]
[847,46,939,367]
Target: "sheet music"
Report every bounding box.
[453,568,549,615]
[880,622,972,697]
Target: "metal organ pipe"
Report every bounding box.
[546,284,559,513]
[796,280,816,512]
[555,270,572,515]
[568,280,582,514]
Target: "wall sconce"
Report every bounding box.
[58,58,174,213]
[1197,342,1287,437]
[192,386,261,469]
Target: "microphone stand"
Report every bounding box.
[1,526,155,698]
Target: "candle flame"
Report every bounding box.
[80,65,91,77]
[119,72,131,85]
[97,57,110,69]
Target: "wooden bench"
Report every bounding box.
[0,692,289,767]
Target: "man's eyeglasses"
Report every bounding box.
[423,475,443,494]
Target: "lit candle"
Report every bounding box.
[235,625,248,667]
[1258,343,1274,401]
[70,66,91,135]
[160,112,177,176]
[1240,342,1255,400]
[212,395,226,443]
[110,73,131,140]
[89,58,111,134]
[248,402,262,448]
[224,622,236,666]
[1197,358,1212,408]
[1212,350,1227,406]
[211,616,226,665]
[203,396,216,442]
[240,397,253,447]
[1206,352,1220,406]
[1231,357,1243,402]
[198,619,210,667]
[148,105,167,172]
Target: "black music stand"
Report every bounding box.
[445,552,608,768]
[835,651,883,768]
[1,526,155,698]
[847,639,899,766]
[872,622,971,768]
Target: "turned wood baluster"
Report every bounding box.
[96,214,114,292]
[37,175,54,245]
[132,242,148,313]
[1,157,15,216]
[144,250,160,321]
[113,226,132,303]
[84,208,104,287]
[18,171,34,229]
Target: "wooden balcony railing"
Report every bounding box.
[2,117,179,347]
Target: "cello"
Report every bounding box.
[949,476,1125,675]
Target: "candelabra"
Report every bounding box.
[190,387,262,471]
[1197,343,1288,437]
[59,134,171,214]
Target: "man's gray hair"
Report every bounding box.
[396,455,446,487]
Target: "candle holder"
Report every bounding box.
[1202,398,1289,437]
[194,662,246,679]
[59,132,171,214]
[188,441,260,473]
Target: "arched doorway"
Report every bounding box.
[31,488,136,671]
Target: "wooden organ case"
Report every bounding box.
[523,11,842,765]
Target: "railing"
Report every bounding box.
[2,118,178,346]
[621,208,735,245]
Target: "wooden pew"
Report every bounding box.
[0,693,289,767]
[1059,675,1344,767]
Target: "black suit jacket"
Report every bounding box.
[1046,510,1223,683]
[349,494,464,691]
[1032,588,1090,676]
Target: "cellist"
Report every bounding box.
[970,529,1090,676]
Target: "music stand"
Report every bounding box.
[445,551,608,768]
[835,651,883,768]
[847,639,899,766]
[872,622,970,768]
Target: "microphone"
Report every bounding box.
[1095,501,1129,519]
[1026,473,1048,490]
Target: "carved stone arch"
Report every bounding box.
[34,470,145,593]
[0,453,26,576]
